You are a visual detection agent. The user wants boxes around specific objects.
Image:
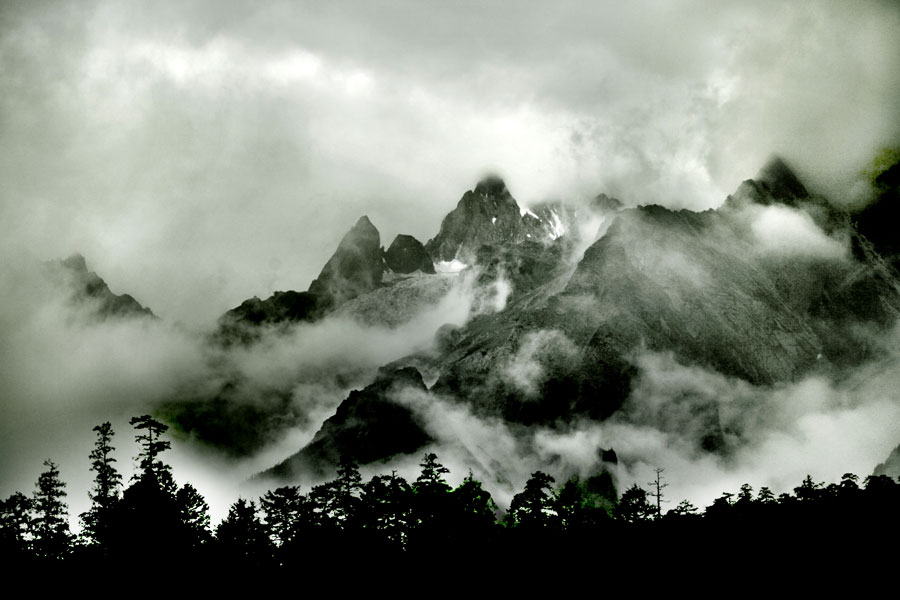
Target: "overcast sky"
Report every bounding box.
[2,0,899,326]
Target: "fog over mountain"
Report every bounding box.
[2,1,900,527]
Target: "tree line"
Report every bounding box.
[2,416,899,569]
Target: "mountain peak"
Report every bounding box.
[473,174,509,197]
[308,214,384,308]
[755,155,809,202]
[62,253,87,272]
[725,155,810,208]
[353,215,377,233]
[48,253,155,320]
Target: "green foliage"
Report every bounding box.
[864,146,900,188]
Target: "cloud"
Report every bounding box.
[2,1,898,327]
[2,0,900,526]
[502,330,579,398]
[748,204,848,259]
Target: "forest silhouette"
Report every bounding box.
[2,415,899,571]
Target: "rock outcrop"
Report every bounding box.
[385,234,435,274]
[425,175,549,263]
[308,215,384,309]
[50,254,155,320]
[264,367,432,479]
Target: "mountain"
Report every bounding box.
[852,160,900,271]
[424,175,557,264]
[47,254,155,319]
[874,444,900,480]
[385,234,435,274]
[264,367,433,479]
[308,215,385,309]
[256,156,900,477]
[216,216,445,343]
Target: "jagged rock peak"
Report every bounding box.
[473,174,511,198]
[385,234,435,274]
[426,175,551,263]
[592,193,624,213]
[755,155,809,201]
[49,253,155,319]
[725,155,810,209]
[351,214,378,235]
[308,214,384,308]
[62,253,87,272]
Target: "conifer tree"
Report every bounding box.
[216,498,272,565]
[80,421,122,544]
[129,415,174,491]
[333,455,363,528]
[507,471,558,530]
[361,472,412,551]
[176,483,212,548]
[0,492,32,557]
[260,485,306,548]
[451,471,497,533]
[31,459,70,560]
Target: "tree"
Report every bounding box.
[80,421,122,544]
[757,486,776,504]
[333,455,363,529]
[360,472,413,552]
[668,499,699,517]
[794,474,824,503]
[647,468,669,519]
[129,415,173,488]
[0,492,32,557]
[216,498,272,565]
[176,483,212,548]
[412,452,452,527]
[615,483,654,523]
[415,452,451,495]
[507,471,559,530]
[260,485,306,548]
[452,471,497,531]
[31,459,70,560]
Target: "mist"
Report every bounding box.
[3,0,900,528]
[2,1,899,327]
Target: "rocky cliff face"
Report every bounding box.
[425,175,555,263]
[308,215,385,309]
[49,254,155,320]
[266,157,900,475]
[217,215,388,343]
[264,366,432,479]
[385,234,435,274]
[122,155,900,479]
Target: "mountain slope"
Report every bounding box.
[48,254,155,320]
[262,157,900,477]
